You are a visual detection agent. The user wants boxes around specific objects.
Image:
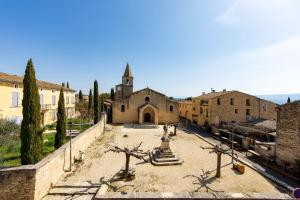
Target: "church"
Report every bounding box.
[112,63,179,125]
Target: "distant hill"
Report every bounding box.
[258,93,300,105]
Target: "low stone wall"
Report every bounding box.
[0,114,106,200]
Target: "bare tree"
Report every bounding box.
[201,144,230,178]
[105,142,149,179]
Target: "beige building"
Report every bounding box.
[276,101,300,173]
[179,90,277,126]
[112,64,179,125]
[0,72,76,125]
[179,100,193,122]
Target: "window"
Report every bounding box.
[66,96,69,104]
[145,97,150,102]
[263,103,267,112]
[52,95,56,106]
[11,92,19,107]
[201,100,208,106]
[200,107,203,114]
[72,96,75,104]
[121,105,125,112]
[246,99,250,106]
[206,109,208,118]
[170,106,173,112]
[193,107,195,111]
[40,94,44,106]
[217,98,221,105]
[230,98,234,105]
[235,109,238,114]
[246,109,250,116]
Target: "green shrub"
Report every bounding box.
[0,119,21,136]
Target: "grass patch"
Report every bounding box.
[0,133,70,168]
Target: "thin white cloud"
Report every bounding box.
[216,0,300,26]
[176,35,300,96]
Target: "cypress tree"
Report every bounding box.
[67,82,69,88]
[94,80,100,124]
[287,97,291,103]
[100,95,104,112]
[79,90,83,101]
[62,82,65,87]
[55,87,66,149]
[88,89,93,111]
[20,58,43,165]
[110,88,115,101]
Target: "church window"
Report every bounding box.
[145,97,150,102]
[121,105,125,112]
[126,79,129,85]
[169,105,173,112]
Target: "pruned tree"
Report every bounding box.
[201,144,230,178]
[105,142,149,179]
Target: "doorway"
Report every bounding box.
[144,113,151,123]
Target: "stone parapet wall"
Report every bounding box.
[0,113,106,200]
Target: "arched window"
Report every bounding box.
[170,105,173,112]
[145,96,150,102]
[126,79,130,85]
[121,105,125,112]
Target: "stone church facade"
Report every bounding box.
[112,64,179,125]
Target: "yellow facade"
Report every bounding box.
[180,90,277,126]
[179,100,193,122]
[0,72,76,125]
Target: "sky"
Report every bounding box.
[0,0,300,97]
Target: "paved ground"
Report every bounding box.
[44,124,288,200]
[183,120,299,190]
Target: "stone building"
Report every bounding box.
[112,64,179,125]
[179,100,194,123]
[179,90,277,126]
[0,72,76,125]
[276,101,300,173]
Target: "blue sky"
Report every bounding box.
[0,0,300,97]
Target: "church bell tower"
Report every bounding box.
[115,63,134,100]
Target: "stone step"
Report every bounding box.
[153,156,181,163]
[48,186,99,196]
[151,159,184,166]
[43,194,94,200]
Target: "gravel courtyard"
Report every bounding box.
[48,124,286,198]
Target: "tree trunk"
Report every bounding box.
[216,153,221,178]
[124,154,130,178]
[174,125,177,136]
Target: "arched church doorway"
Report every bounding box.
[144,113,151,123]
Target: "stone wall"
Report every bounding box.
[276,101,300,173]
[0,114,106,200]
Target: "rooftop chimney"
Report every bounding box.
[223,89,226,92]
[202,92,205,95]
